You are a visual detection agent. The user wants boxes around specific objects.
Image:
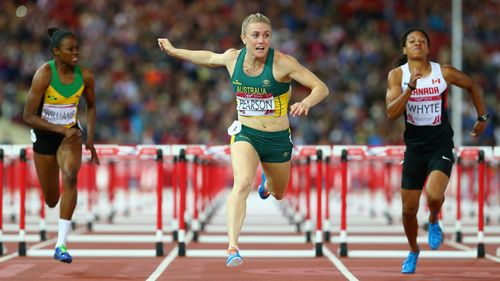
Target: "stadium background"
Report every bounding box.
[0,0,498,146]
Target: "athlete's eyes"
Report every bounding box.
[251,33,271,39]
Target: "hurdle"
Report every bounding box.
[175,145,230,256]
[15,144,171,258]
[183,145,329,259]
[334,145,490,259]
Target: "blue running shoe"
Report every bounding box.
[258,173,270,200]
[54,245,72,263]
[226,247,243,267]
[401,250,419,274]
[428,222,443,250]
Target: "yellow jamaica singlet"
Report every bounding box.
[39,60,84,128]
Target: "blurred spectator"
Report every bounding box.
[0,0,497,146]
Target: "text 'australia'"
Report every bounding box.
[236,86,267,94]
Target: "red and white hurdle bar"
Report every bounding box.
[184,145,330,259]
[334,145,495,259]
[0,145,196,257]
[1,145,498,258]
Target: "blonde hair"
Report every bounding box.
[241,13,272,36]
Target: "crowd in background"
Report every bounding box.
[0,0,498,146]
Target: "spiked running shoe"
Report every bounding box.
[54,245,72,263]
[226,247,243,267]
[258,173,270,200]
[428,222,443,250]
[401,250,419,274]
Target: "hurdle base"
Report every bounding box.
[306,231,311,243]
[71,221,77,230]
[455,231,462,243]
[173,230,178,242]
[296,223,301,233]
[108,211,115,224]
[19,241,26,256]
[178,242,186,256]
[0,242,3,256]
[156,242,164,256]
[315,242,323,257]
[383,211,393,225]
[192,231,199,242]
[324,231,330,242]
[477,243,485,258]
[40,230,47,241]
[87,222,93,232]
[339,242,348,257]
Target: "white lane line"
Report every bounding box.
[323,246,359,281]
[185,249,315,258]
[445,239,500,263]
[0,253,18,263]
[27,249,157,257]
[346,250,476,258]
[198,235,306,243]
[462,236,500,243]
[0,226,86,263]
[146,232,193,281]
[146,246,179,281]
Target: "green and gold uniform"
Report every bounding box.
[230,48,293,163]
[31,60,84,154]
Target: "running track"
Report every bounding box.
[0,191,499,281]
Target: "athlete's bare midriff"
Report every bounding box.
[238,115,289,132]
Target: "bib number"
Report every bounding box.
[227,120,242,136]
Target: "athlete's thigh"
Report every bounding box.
[56,136,82,173]
[230,141,260,191]
[262,160,291,193]
[425,170,449,199]
[34,153,60,194]
[401,189,422,211]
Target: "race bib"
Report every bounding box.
[236,93,275,116]
[227,120,242,136]
[41,104,77,126]
[406,96,442,126]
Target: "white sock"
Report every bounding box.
[56,219,72,248]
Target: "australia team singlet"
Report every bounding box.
[400,61,454,148]
[38,60,84,128]
[231,48,291,117]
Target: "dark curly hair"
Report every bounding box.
[394,28,430,67]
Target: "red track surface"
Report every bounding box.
[1,226,499,281]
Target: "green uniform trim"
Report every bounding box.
[231,48,290,97]
[48,60,84,98]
